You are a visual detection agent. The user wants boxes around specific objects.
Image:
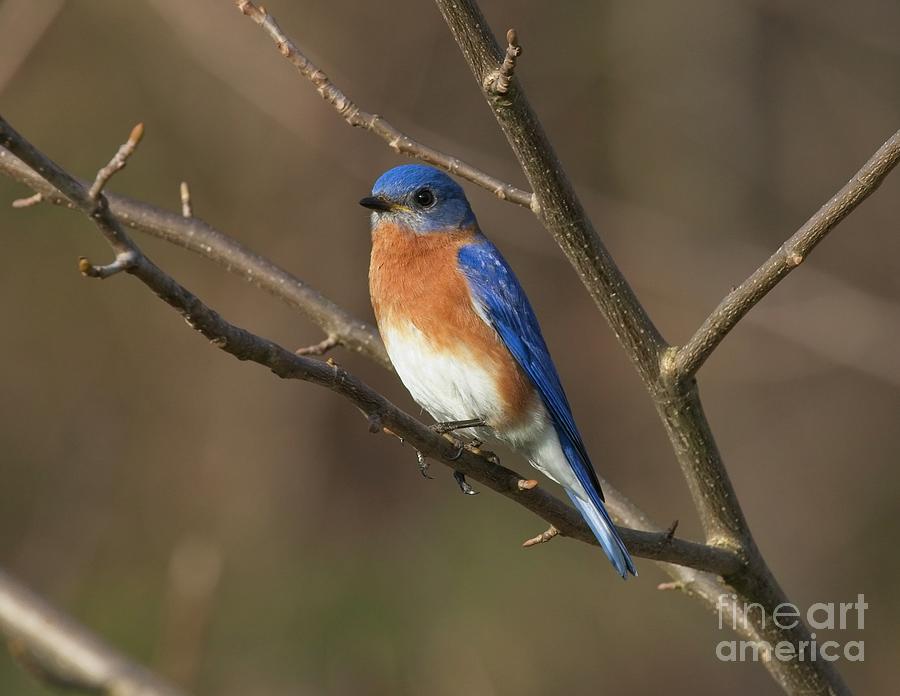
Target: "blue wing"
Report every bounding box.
[457,238,601,497]
[457,236,635,577]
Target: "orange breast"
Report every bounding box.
[369,221,536,428]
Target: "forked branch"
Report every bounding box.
[0,116,738,578]
[669,128,900,380]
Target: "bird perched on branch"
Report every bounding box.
[361,164,635,578]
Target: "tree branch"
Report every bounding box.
[234,0,535,210]
[0,568,188,696]
[429,3,861,694]
[669,128,900,380]
[433,0,668,386]
[0,147,390,369]
[0,115,740,581]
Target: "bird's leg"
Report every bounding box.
[415,419,486,483]
[453,470,479,495]
[429,417,485,434]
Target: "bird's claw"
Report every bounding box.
[447,441,465,461]
[416,450,433,479]
[453,470,478,495]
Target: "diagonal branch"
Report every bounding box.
[0,147,390,369]
[0,114,740,579]
[0,568,188,696]
[669,128,900,380]
[432,0,668,386]
[234,0,535,210]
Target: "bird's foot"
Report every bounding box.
[453,470,479,495]
[462,442,499,465]
[429,418,485,435]
[416,450,433,479]
[522,525,559,548]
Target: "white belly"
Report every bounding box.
[382,320,579,490]
[382,320,504,426]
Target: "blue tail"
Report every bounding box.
[567,490,636,579]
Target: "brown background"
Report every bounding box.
[1,1,898,694]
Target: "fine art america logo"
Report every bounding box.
[716,594,866,663]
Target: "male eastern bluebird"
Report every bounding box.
[360,164,636,578]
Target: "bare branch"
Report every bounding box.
[0,114,740,579]
[484,29,521,96]
[179,181,193,218]
[0,568,188,696]
[669,128,900,380]
[432,3,856,694]
[0,147,390,369]
[234,0,535,210]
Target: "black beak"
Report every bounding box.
[359,196,393,212]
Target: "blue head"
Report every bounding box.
[360,164,476,233]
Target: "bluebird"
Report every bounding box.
[361,164,636,578]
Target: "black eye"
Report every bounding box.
[413,188,435,208]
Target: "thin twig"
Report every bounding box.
[669,128,900,381]
[89,122,144,199]
[484,29,521,96]
[234,0,535,210]
[664,519,679,540]
[11,191,41,208]
[180,181,193,218]
[0,114,741,578]
[295,334,339,356]
[522,525,559,548]
[78,251,138,279]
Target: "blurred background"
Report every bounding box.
[1,1,898,694]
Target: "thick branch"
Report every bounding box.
[430,3,853,694]
[670,128,900,380]
[0,569,188,696]
[433,0,668,386]
[0,115,740,579]
[234,0,535,210]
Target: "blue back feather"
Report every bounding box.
[458,237,636,577]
